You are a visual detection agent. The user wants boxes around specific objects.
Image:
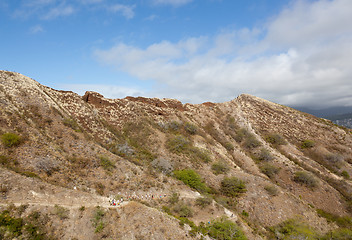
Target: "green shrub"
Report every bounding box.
[265,133,286,145]
[1,133,21,147]
[270,219,318,239]
[264,184,279,196]
[207,216,247,240]
[293,171,318,188]
[220,176,246,197]
[174,169,210,193]
[260,163,280,179]
[99,156,115,171]
[211,161,229,175]
[195,197,212,209]
[301,139,315,149]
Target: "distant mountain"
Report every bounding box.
[327,112,352,129]
[292,106,352,118]
[292,106,352,129]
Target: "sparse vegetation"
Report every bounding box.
[220,176,246,197]
[35,157,58,175]
[257,148,274,161]
[260,163,280,179]
[211,161,229,175]
[321,228,352,240]
[293,171,318,188]
[184,122,198,135]
[316,209,352,228]
[174,169,210,193]
[223,141,234,151]
[92,206,105,233]
[166,135,190,153]
[270,218,317,240]
[243,134,262,149]
[195,196,212,209]
[99,156,115,171]
[264,184,279,196]
[1,132,22,147]
[53,205,69,220]
[63,118,81,132]
[94,182,105,195]
[172,203,193,217]
[265,133,286,146]
[0,208,49,240]
[189,147,211,163]
[341,170,350,179]
[234,128,249,143]
[151,157,174,174]
[166,135,211,162]
[206,216,247,240]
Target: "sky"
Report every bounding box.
[1,0,352,109]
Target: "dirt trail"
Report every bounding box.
[0,199,127,210]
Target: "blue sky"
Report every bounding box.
[1,0,352,108]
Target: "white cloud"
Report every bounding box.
[14,0,75,19]
[30,24,44,33]
[95,0,352,107]
[152,0,193,7]
[78,0,104,4]
[145,14,157,21]
[42,4,74,19]
[109,4,135,19]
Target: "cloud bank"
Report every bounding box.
[13,0,135,20]
[95,0,352,108]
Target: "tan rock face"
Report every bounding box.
[0,70,352,239]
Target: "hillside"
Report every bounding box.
[1,70,352,240]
